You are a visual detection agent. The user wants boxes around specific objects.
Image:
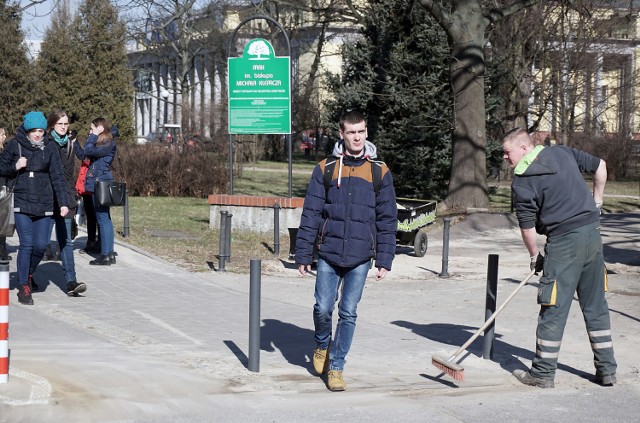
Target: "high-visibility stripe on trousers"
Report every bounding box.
[530,222,617,380]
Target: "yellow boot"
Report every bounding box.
[327,370,346,391]
[312,347,330,375]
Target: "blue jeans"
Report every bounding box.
[313,258,370,371]
[15,213,52,285]
[92,196,114,255]
[53,215,77,283]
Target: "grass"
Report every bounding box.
[109,162,638,273]
[233,169,311,198]
[110,196,286,273]
[489,182,639,214]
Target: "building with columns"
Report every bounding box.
[127,3,357,145]
[529,3,640,143]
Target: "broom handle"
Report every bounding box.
[448,269,536,361]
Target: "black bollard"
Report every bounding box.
[218,210,228,271]
[273,203,280,255]
[225,213,233,263]
[439,217,451,278]
[483,254,499,359]
[123,190,130,238]
[248,259,261,372]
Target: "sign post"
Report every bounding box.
[227,17,293,197]
[228,38,291,134]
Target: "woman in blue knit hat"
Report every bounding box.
[0,111,70,305]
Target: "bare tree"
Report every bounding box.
[488,1,639,144]
[126,0,229,138]
[418,0,541,210]
[257,0,365,137]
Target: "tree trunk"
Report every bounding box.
[445,7,489,210]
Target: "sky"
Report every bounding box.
[20,0,60,41]
[20,0,66,58]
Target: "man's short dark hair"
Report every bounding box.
[339,110,366,131]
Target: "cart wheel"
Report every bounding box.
[413,229,428,257]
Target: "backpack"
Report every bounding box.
[322,158,383,195]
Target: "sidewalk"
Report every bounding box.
[0,212,638,422]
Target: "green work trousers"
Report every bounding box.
[531,221,617,380]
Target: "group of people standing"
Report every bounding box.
[0,110,118,305]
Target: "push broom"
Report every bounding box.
[432,269,537,381]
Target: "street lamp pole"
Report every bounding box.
[161,88,169,125]
[155,92,161,132]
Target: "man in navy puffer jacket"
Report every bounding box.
[296,110,397,391]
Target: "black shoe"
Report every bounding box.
[595,373,616,386]
[513,369,554,388]
[109,252,116,265]
[42,247,54,261]
[17,285,34,305]
[89,255,111,266]
[66,281,87,296]
[81,241,100,254]
[28,274,39,291]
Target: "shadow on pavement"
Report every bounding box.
[225,319,315,373]
[260,319,315,374]
[392,320,592,381]
[601,213,640,267]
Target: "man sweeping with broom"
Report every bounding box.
[502,128,617,388]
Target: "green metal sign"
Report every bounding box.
[228,38,291,134]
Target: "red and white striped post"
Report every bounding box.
[0,262,9,383]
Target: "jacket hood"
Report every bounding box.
[515,145,557,177]
[331,140,378,159]
[14,125,51,150]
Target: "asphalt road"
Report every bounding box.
[0,212,638,422]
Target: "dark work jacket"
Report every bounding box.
[0,126,69,217]
[83,134,116,194]
[51,135,84,215]
[512,145,601,237]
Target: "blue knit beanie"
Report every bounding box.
[23,111,47,132]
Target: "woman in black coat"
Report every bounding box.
[0,112,69,305]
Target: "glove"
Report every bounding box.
[595,201,603,216]
[530,253,544,274]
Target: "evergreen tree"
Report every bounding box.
[71,0,133,140]
[325,0,452,199]
[34,1,87,128]
[0,0,35,132]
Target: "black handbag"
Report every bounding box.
[0,185,15,237]
[95,180,126,207]
[0,143,20,236]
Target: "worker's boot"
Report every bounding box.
[513,369,554,388]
